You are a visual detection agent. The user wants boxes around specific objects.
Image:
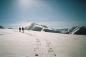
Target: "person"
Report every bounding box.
[22,27,24,33]
[19,27,21,32]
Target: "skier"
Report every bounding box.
[19,27,21,32]
[22,27,24,33]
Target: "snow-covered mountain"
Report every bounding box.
[55,26,86,35]
[25,22,52,31]
[24,23,86,35]
[24,22,62,33]
[69,26,86,35]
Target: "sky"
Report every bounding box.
[0,0,86,29]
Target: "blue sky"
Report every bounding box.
[0,0,86,28]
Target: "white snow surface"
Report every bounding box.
[0,29,86,57]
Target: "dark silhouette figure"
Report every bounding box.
[22,27,24,33]
[19,27,21,32]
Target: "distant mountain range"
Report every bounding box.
[24,22,66,33]
[25,22,86,35]
[68,26,86,35]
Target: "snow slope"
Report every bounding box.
[0,29,86,57]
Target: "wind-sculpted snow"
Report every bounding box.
[0,29,86,57]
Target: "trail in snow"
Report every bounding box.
[14,29,45,57]
[18,30,57,57]
[23,30,56,57]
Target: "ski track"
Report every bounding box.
[23,31,57,57]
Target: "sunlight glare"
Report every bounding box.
[18,0,36,9]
